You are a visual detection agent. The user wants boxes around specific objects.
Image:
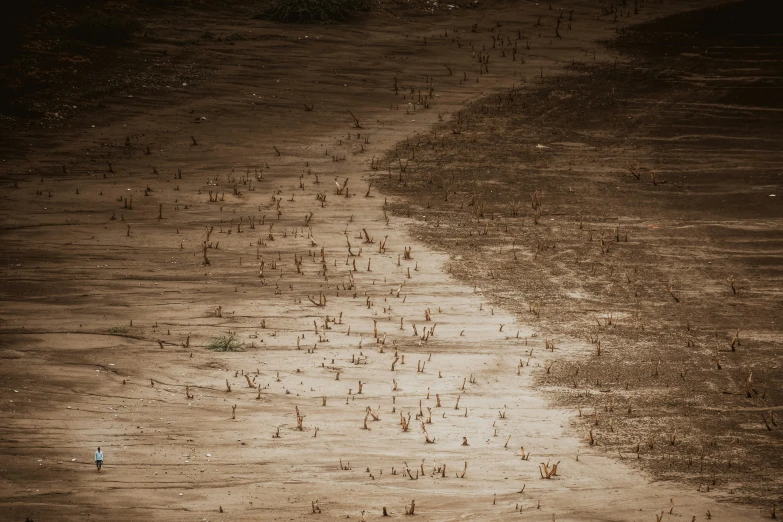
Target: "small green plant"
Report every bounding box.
[255,0,371,24]
[105,325,130,336]
[206,332,244,352]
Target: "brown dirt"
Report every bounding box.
[374,0,783,509]
[0,0,778,520]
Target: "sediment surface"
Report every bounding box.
[1,0,779,520]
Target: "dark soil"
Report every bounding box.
[374,0,783,507]
[0,0,455,132]
[0,1,230,129]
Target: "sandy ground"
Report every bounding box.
[0,0,773,520]
[373,0,783,507]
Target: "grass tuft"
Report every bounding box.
[105,325,130,336]
[206,332,244,352]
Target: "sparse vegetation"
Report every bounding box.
[104,325,130,336]
[1,0,779,519]
[206,332,244,352]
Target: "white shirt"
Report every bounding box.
[95,450,104,461]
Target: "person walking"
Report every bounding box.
[95,447,104,471]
